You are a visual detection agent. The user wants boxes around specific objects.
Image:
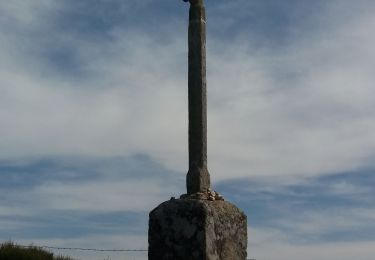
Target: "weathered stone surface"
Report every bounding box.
[148,198,247,260]
[186,0,210,195]
[148,1,248,259]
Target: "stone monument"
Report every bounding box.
[148,0,247,259]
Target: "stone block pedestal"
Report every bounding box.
[148,198,247,260]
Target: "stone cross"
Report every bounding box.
[185,0,211,195]
[148,2,248,258]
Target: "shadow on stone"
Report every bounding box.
[149,198,247,260]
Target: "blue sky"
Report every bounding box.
[1,1,375,259]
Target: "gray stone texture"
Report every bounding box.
[186,0,210,195]
[148,1,248,259]
[148,198,247,260]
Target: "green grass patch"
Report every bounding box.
[0,242,74,260]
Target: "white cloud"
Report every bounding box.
[31,178,180,212]
[249,224,375,260]
[273,209,375,238]
[250,239,375,260]
[1,0,375,183]
[208,2,375,180]
[1,2,375,259]
[0,1,59,26]
[0,206,32,217]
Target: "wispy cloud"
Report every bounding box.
[1,0,375,259]
[1,156,374,259]
[2,0,374,180]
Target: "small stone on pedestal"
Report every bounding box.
[148,197,247,260]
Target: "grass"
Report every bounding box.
[0,242,74,260]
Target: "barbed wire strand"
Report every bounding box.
[19,245,147,252]
[18,244,255,259]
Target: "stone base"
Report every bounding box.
[148,198,247,260]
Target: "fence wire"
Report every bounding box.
[18,244,255,259]
[19,245,147,252]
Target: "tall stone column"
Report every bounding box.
[148,1,248,259]
[186,0,211,195]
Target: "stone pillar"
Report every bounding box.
[148,1,248,259]
[186,0,210,195]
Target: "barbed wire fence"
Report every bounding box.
[17,244,255,259]
[20,245,147,252]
